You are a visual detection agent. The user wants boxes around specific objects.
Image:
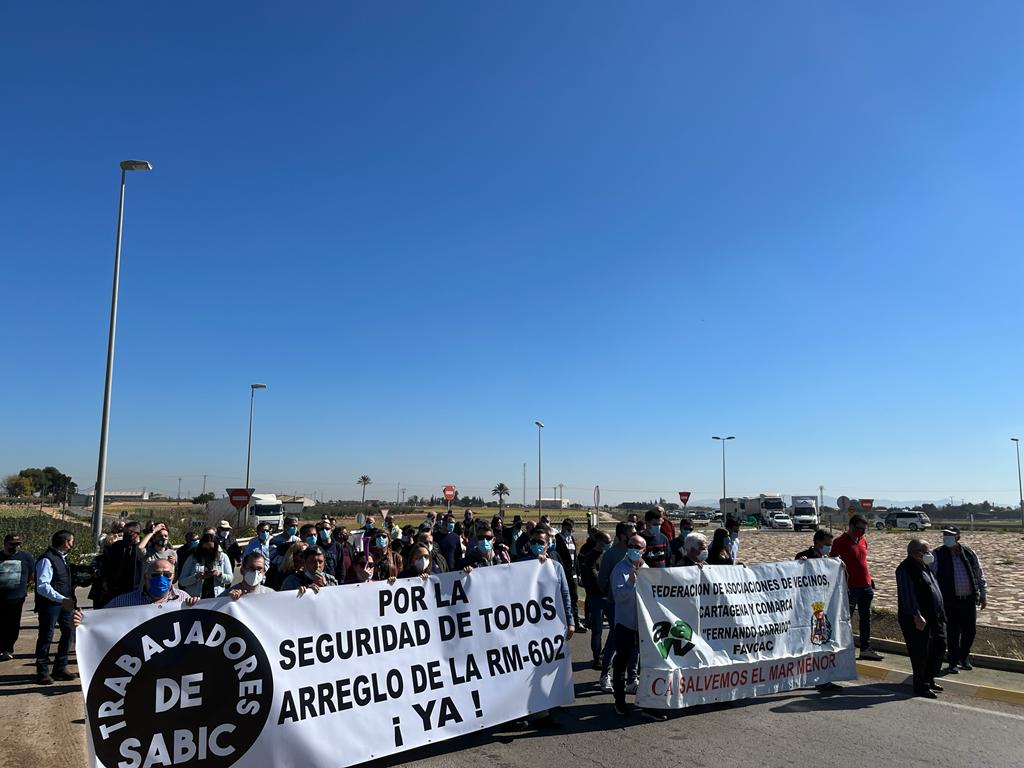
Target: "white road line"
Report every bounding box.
[913,697,1024,722]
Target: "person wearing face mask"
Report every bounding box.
[228,553,273,598]
[33,530,78,684]
[102,558,196,609]
[640,508,670,568]
[581,529,612,671]
[514,520,536,558]
[415,531,448,574]
[554,519,584,632]
[270,517,300,567]
[368,528,403,581]
[398,526,418,563]
[669,519,695,566]
[175,530,200,582]
[610,535,665,721]
[283,547,338,594]
[930,526,987,674]
[398,544,440,579]
[314,521,346,581]
[707,527,734,565]
[796,529,835,560]
[143,523,177,572]
[458,525,510,570]
[831,514,884,661]
[179,534,232,599]
[896,539,946,698]
[344,552,376,585]
[438,515,461,571]
[679,532,708,567]
[725,517,742,562]
[0,533,35,662]
[100,520,145,606]
[510,529,573,730]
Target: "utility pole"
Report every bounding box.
[177,477,182,501]
[202,474,207,495]
[522,462,526,507]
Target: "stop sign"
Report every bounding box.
[443,486,456,501]
[678,491,691,506]
[226,488,254,511]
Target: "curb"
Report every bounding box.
[855,661,1024,705]
[854,634,1024,675]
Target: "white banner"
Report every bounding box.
[77,561,573,768]
[636,558,856,708]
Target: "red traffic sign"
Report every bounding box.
[678,491,691,506]
[226,488,254,511]
[442,486,456,501]
[859,498,874,511]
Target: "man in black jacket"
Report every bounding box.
[931,526,987,674]
[895,539,946,698]
[555,519,583,633]
[795,529,834,560]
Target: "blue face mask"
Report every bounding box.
[479,539,493,553]
[304,536,317,547]
[943,535,957,548]
[447,522,455,533]
[820,544,832,556]
[258,530,270,542]
[186,540,198,550]
[530,542,546,556]
[548,539,557,551]
[147,574,171,598]
[319,530,331,542]
[648,523,660,534]
[729,532,739,541]
[286,526,297,536]
[375,536,388,549]
[627,547,644,562]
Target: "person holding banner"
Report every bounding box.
[398,544,441,578]
[283,546,339,594]
[679,532,708,567]
[610,534,666,720]
[895,540,946,698]
[227,552,274,598]
[795,530,834,560]
[103,558,198,608]
[458,525,511,569]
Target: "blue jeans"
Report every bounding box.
[35,603,73,675]
[848,586,874,651]
[600,597,638,677]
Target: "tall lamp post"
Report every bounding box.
[535,421,544,518]
[1013,438,1023,530]
[92,159,152,542]
[245,383,268,495]
[712,435,735,502]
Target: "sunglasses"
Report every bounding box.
[482,535,494,541]
[153,570,173,578]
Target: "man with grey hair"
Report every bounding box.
[679,531,708,567]
[895,539,946,698]
[100,558,197,609]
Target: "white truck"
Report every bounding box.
[204,493,285,530]
[789,495,819,531]
[745,494,787,526]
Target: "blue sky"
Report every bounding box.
[3,3,1023,506]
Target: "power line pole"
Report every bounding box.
[522,462,526,507]
[202,474,208,495]
[177,477,182,501]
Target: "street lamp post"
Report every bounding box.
[245,383,268,497]
[92,159,152,543]
[712,435,736,502]
[535,421,544,518]
[1013,438,1023,530]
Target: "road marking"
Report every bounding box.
[916,697,1024,722]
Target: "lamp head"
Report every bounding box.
[535,421,544,428]
[251,383,267,390]
[120,160,152,171]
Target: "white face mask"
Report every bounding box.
[415,557,431,573]
[921,552,935,566]
[243,570,264,587]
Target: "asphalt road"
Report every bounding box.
[365,631,1024,768]
[3,608,1023,768]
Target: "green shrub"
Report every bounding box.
[0,515,95,565]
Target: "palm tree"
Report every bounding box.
[357,475,372,503]
[492,482,510,517]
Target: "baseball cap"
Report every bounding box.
[942,526,960,535]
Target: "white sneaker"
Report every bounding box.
[599,674,612,692]
[625,678,639,695]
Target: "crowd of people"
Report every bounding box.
[0,507,988,713]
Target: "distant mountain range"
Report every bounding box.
[684,496,957,509]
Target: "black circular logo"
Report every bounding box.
[86,609,273,768]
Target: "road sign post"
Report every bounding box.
[443,485,456,514]
[678,491,691,510]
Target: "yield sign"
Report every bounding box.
[443,486,457,501]
[678,491,691,506]
[226,488,254,511]
[859,498,874,511]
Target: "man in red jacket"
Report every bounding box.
[831,515,884,661]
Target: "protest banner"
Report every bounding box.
[77,561,573,768]
[636,558,856,708]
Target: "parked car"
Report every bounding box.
[769,513,794,530]
[875,511,932,531]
